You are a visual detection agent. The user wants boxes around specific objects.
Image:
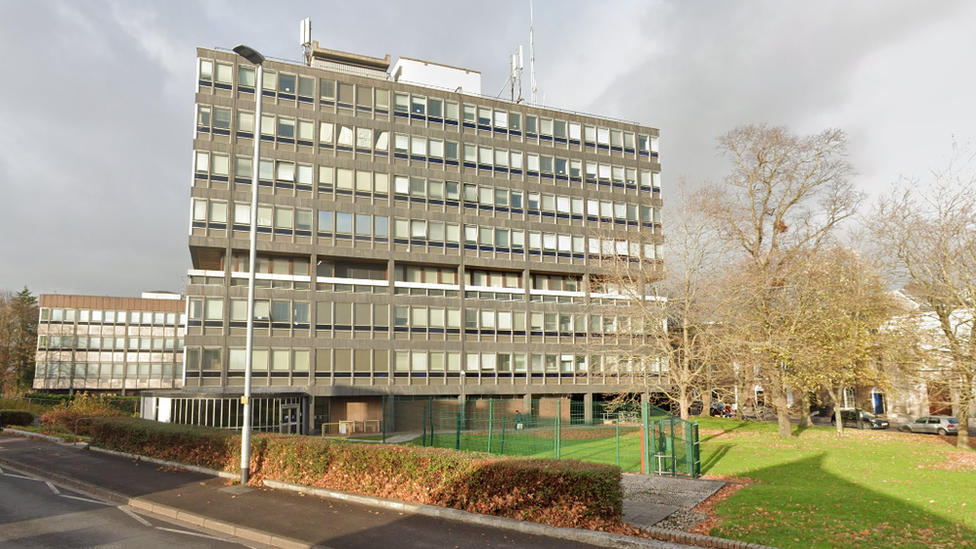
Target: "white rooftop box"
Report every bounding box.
[391,57,482,95]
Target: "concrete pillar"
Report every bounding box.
[307,395,314,435]
[583,392,593,426]
[523,393,532,419]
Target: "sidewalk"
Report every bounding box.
[0,431,762,549]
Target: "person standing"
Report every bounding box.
[515,410,523,430]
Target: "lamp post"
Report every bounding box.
[233,43,265,486]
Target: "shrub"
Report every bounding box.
[40,393,130,435]
[89,417,238,469]
[0,410,35,427]
[86,418,624,528]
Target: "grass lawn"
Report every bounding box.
[695,417,976,549]
[408,425,649,472]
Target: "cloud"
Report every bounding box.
[1,0,974,296]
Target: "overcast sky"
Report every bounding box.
[1,0,974,297]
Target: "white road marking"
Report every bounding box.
[155,526,226,541]
[59,494,114,506]
[120,506,153,527]
[4,473,41,481]
[46,481,60,495]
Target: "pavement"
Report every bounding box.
[0,430,772,549]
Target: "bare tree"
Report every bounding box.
[592,180,732,419]
[701,124,862,438]
[869,149,976,448]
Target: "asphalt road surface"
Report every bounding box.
[0,464,270,549]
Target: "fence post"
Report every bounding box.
[615,418,620,467]
[422,404,428,447]
[456,412,461,450]
[501,413,506,455]
[487,400,494,454]
[382,395,387,443]
[554,399,561,459]
[428,396,434,446]
[689,421,701,477]
[642,401,651,475]
[669,416,677,477]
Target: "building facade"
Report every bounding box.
[34,293,186,393]
[177,42,663,433]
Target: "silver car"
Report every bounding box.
[899,416,959,435]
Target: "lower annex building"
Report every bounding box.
[34,293,186,393]
[152,40,666,434]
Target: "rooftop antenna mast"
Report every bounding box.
[300,18,312,66]
[529,0,537,104]
[511,45,524,102]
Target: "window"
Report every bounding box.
[273,73,295,95]
[375,89,389,112]
[238,66,254,87]
[394,93,409,113]
[213,108,231,130]
[355,214,372,236]
[337,83,353,105]
[238,111,254,133]
[356,128,372,150]
[298,76,314,98]
[297,120,314,142]
[356,86,372,108]
[209,201,227,223]
[478,107,491,126]
[336,213,353,234]
[319,122,334,144]
[445,101,459,121]
[411,95,426,115]
[214,63,232,85]
[199,59,213,83]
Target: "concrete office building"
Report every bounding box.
[34,293,186,393]
[172,41,663,434]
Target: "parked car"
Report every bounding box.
[830,409,889,429]
[899,416,959,435]
[689,401,728,417]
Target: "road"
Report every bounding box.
[0,464,269,549]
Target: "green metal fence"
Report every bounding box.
[381,396,701,477]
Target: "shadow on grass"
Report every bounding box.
[700,444,733,474]
[699,421,752,443]
[711,453,976,549]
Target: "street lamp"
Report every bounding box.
[233,43,265,486]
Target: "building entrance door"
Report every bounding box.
[280,405,301,434]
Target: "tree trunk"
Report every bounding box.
[829,387,844,436]
[957,408,969,449]
[678,388,690,421]
[798,392,813,428]
[773,388,792,438]
[957,385,970,449]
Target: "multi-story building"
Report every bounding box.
[34,293,186,393]
[174,41,663,434]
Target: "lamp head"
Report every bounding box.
[233,44,265,65]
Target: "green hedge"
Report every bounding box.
[0,410,36,427]
[89,418,623,528]
[89,417,237,469]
